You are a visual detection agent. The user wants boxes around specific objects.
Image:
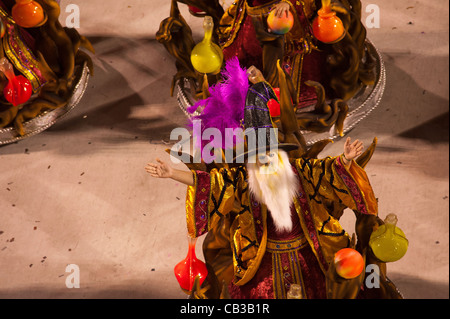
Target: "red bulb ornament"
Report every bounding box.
[188,5,205,15]
[0,57,32,106]
[174,236,208,291]
[267,87,281,117]
[334,248,364,279]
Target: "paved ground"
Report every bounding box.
[0,0,448,299]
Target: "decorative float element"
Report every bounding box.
[11,0,46,28]
[0,0,94,145]
[0,57,32,106]
[369,214,409,263]
[158,0,385,146]
[312,0,345,43]
[334,248,365,279]
[190,16,223,75]
[174,236,208,292]
[267,9,294,35]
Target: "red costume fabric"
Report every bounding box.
[228,206,327,299]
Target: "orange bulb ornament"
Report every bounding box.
[12,0,46,28]
[312,0,345,43]
[334,248,364,279]
[267,9,294,35]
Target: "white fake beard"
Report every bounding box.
[247,150,299,233]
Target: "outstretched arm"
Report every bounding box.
[145,158,194,186]
[341,137,364,168]
[295,137,377,215]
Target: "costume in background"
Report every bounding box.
[0,0,93,136]
[219,0,375,107]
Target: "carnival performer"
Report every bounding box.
[145,67,380,299]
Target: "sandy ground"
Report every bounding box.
[0,0,448,299]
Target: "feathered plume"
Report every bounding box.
[187,57,249,151]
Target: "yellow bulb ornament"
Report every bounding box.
[369,214,409,262]
[190,16,223,74]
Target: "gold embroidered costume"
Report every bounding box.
[186,155,379,298]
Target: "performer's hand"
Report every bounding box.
[145,158,173,178]
[247,65,266,84]
[271,1,290,18]
[343,137,364,161]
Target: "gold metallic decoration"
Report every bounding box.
[0,62,90,144]
[1,12,45,91]
[156,0,199,97]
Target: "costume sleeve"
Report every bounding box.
[295,156,378,216]
[185,167,242,238]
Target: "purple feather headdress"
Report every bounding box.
[187,57,249,152]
